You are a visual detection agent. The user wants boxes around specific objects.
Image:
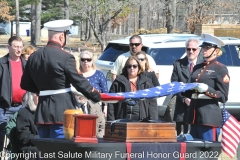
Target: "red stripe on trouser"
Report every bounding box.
[180,143,186,160]
[212,127,216,141]
[126,142,132,160]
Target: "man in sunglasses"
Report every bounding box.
[21,20,101,139]
[111,35,158,81]
[171,38,203,135]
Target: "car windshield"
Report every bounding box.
[98,43,129,62]
[98,43,148,62]
[147,47,185,65]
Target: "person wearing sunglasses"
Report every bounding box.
[78,50,107,137]
[184,34,229,141]
[111,35,158,81]
[136,51,160,87]
[170,38,203,135]
[21,20,101,139]
[107,56,158,121]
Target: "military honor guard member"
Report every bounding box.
[185,34,230,141]
[21,19,101,138]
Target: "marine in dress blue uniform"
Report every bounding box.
[186,34,230,141]
[21,20,101,138]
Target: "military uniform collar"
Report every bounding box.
[47,40,62,48]
[204,58,217,65]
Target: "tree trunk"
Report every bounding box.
[165,0,173,33]
[11,21,13,37]
[139,4,143,29]
[31,3,36,45]
[35,0,42,45]
[64,0,69,19]
[15,0,20,36]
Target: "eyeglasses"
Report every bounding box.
[127,64,138,69]
[81,58,92,62]
[138,58,145,61]
[186,48,198,51]
[130,43,141,47]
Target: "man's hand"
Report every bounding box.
[184,98,191,106]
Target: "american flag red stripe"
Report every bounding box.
[221,108,240,158]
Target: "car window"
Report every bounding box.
[217,45,233,66]
[147,48,185,65]
[98,43,147,62]
[98,43,129,62]
[229,45,240,66]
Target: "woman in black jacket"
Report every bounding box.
[16,92,40,160]
[107,56,158,121]
[136,51,160,87]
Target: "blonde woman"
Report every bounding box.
[78,50,107,137]
[21,45,36,60]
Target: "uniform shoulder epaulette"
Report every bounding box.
[214,61,225,67]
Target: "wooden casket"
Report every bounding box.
[103,121,176,142]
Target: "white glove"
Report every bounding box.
[195,83,208,92]
[70,85,85,97]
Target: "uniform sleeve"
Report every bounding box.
[205,66,229,103]
[64,55,101,102]
[21,61,39,94]
[16,110,39,146]
[147,55,158,73]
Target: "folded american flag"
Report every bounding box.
[100,82,199,103]
[221,108,240,158]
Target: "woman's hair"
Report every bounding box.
[122,56,144,76]
[216,48,223,57]
[22,92,37,112]
[22,45,36,55]
[135,51,150,70]
[79,50,95,72]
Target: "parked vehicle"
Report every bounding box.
[95,34,240,121]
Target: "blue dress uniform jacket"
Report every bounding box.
[21,41,101,124]
[186,59,229,127]
[0,54,26,108]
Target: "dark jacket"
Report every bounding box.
[16,107,39,160]
[0,54,26,108]
[171,56,203,122]
[144,71,160,87]
[185,59,229,127]
[20,41,101,124]
[107,73,158,121]
[16,107,39,150]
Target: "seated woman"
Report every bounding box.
[107,56,158,121]
[136,51,160,87]
[16,92,40,160]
